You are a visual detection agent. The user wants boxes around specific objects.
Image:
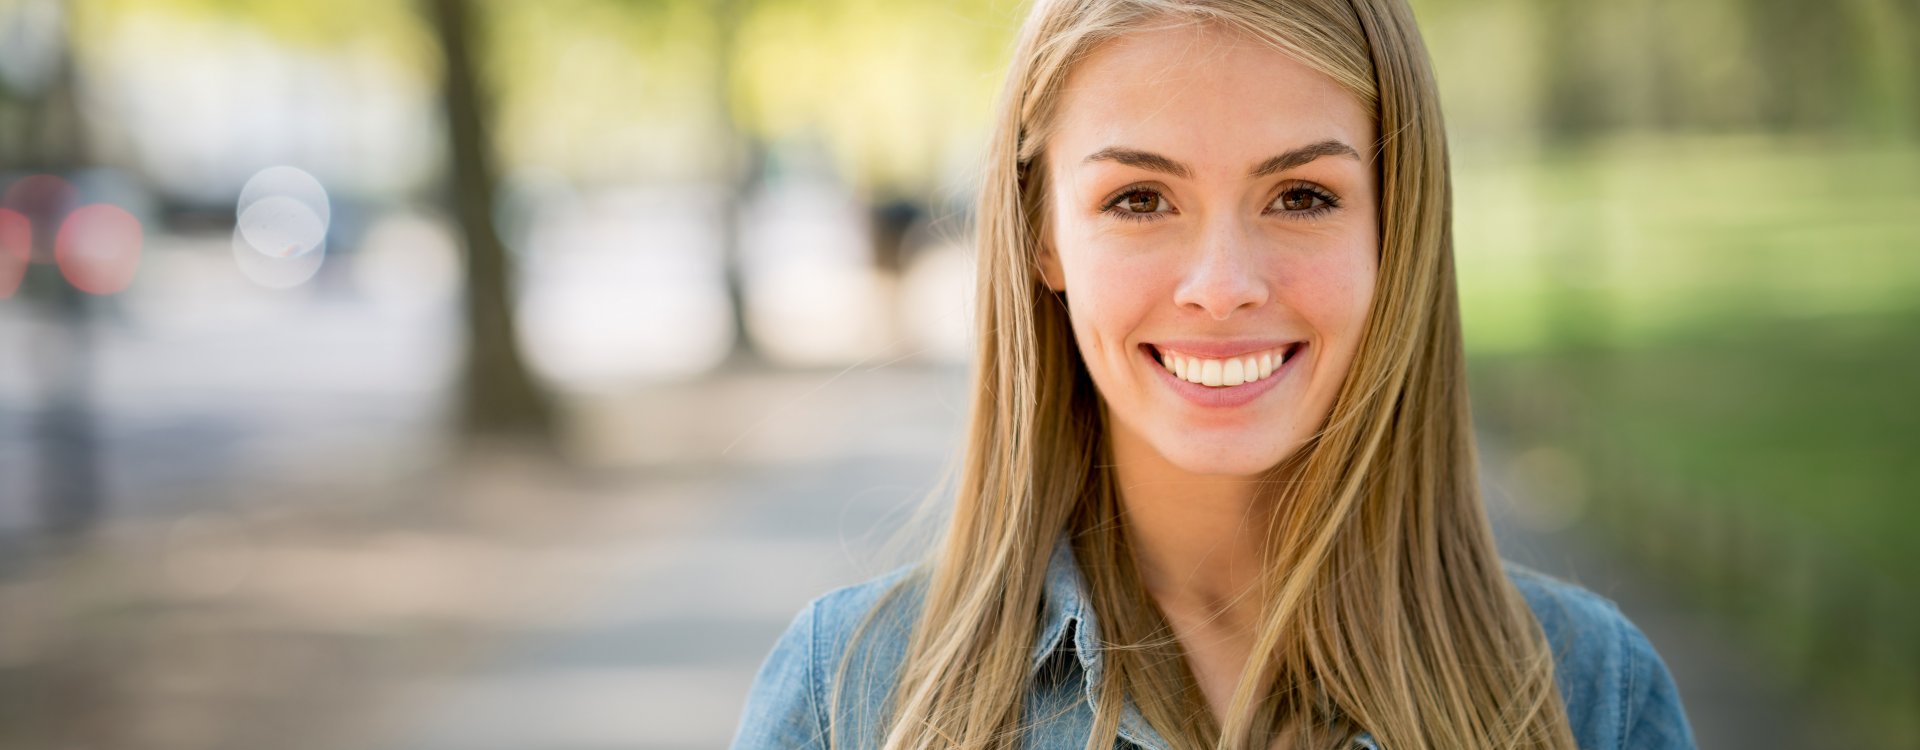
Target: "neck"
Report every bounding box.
[1106,421,1276,627]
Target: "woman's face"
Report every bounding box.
[1038,21,1379,478]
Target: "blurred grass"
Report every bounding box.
[1474,308,1920,578]
[1456,136,1920,351]
[1461,136,1920,742]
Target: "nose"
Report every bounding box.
[1172,217,1269,320]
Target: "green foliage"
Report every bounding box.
[730,0,1020,191]
[482,0,723,181]
[76,0,434,67]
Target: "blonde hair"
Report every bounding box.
[836,1,1578,748]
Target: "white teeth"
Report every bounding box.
[1157,346,1291,388]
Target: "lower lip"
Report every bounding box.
[1142,343,1299,409]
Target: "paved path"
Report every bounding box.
[368,365,967,750]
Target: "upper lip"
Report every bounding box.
[1146,339,1300,359]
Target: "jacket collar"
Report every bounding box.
[1026,535,1168,748]
[1028,534,1095,674]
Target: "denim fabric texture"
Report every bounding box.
[731,537,1698,749]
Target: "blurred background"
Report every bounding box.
[0,0,1913,748]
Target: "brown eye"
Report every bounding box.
[1101,187,1176,222]
[1123,190,1162,213]
[1277,188,1324,211]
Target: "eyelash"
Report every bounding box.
[1097,182,1342,223]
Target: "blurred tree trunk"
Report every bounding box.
[424,0,555,442]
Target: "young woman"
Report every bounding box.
[733,0,1695,748]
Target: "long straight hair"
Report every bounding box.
[837,1,1579,748]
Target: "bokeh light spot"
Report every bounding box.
[55,203,143,295]
[238,195,326,258]
[238,165,330,225]
[232,226,325,289]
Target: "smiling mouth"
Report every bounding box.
[1145,343,1302,387]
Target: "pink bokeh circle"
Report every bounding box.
[55,204,143,295]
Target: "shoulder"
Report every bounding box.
[1500,560,1698,750]
[731,564,926,750]
[807,563,928,654]
[1501,559,1630,656]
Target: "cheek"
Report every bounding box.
[1281,243,1376,343]
[1062,260,1163,371]
[1057,227,1166,329]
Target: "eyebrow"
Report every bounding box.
[1082,139,1362,179]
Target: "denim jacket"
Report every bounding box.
[732,537,1697,749]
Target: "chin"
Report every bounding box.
[1155,436,1297,478]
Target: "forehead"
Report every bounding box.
[1050,20,1373,171]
